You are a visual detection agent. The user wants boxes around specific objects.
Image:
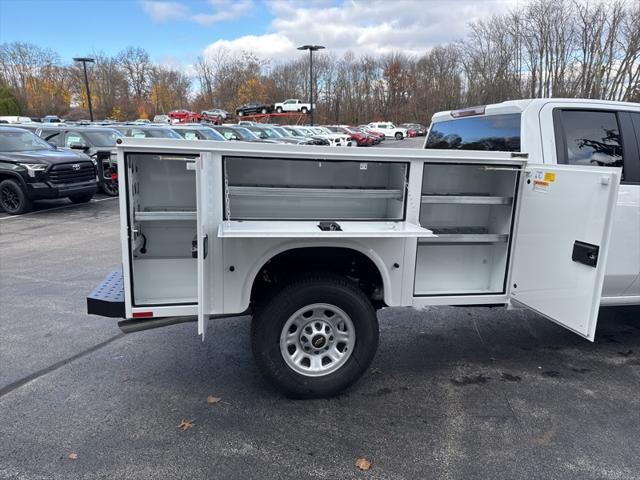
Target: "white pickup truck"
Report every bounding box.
[425,98,640,305]
[274,99,314,114]
[88,135,623,398]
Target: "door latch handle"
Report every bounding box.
[572,240,599,267]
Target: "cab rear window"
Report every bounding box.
[425,113,521,151]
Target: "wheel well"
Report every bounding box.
[0,172,24,185]
[250,247,385,309]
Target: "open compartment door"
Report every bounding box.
[509,165,620,340]
[196,152,223,339]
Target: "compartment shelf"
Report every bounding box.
[219,221,433,238]
[421,195,512,205]
[134,211,196,221]
[419,226,508,244]
[229,186,403,199]
[419,234,508,244]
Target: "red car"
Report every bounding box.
[168,110,222,125]
[358,126,385,143]
[327,126,373,146]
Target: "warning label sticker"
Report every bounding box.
[532,170,555,193]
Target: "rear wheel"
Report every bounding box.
[0,179,32,215]
[276,107,283,113]
[394,132,403,140]
[260,108,268,114]
[68,193,93,204]
[251,274,379,398]
[101,179,118,196]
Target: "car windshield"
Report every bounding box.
[0,130,52,152]
[247,127,269,139]
[141,128,182,139]
[261,128,282,138]
[234,127,258,140]
[198,128,225,140]
[84,130,120,147]
[425,113,521,151]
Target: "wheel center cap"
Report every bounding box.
[311,335,326,348]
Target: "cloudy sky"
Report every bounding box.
[0,0,520,64]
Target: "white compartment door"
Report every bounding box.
[196,152,223,339]
[509,165,620,340]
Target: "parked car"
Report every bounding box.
[274,99,314,114]
[282,126,331,146]
[170,125,225,141]
[113,125,182,139]
[152,115,170,124]
[307,126,353,146]
[358,126,385,143]
[36,126,121,196]
[400,123,427,136]
[235,102,274,116]
[42,115,62,124]
[0,116,35,124]
[367,122,408,140]
[0,127,98,214]
[202,109,228,120]
[327,126,374,146]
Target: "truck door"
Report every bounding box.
[509,165,620,340]
[196,152,224,339]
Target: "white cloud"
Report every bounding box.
[204,33,296,59]
[141,0,253,24]
[192,0,253,25]
[141,1,188,22]
[203,0,521,60]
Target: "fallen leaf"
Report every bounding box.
[68,453,78,460]
[207,396,221,404]
[355,458,371,471]
[177,419,194,431]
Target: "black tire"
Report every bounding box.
[68,193,93,204]
[100,179,118,196]
[301,107,308,114]
[251,274,379,399]
[237,111,244,117]
[394,132,403,140]
[260,108,268,114]
[0,179,32,215]
[276,107,283,113]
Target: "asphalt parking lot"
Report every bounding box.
[1,138,640,479]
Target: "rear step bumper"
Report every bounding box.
[87,270,125,318]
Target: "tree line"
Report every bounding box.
[1,0,638,124]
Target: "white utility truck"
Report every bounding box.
[88,138,621,398]
[425,98,640,305]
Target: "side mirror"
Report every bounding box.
[70,143,88,150]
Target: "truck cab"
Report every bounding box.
[425,99,640,305]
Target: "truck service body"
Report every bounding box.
[87,101,636,397]
[426,98,640,305]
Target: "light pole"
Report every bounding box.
[73,57,95,121]
[297,45,324,126]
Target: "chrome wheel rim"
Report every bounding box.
[280,303,356,377]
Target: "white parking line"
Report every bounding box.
[0,196,118,221]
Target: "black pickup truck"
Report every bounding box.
[0,127,98,214]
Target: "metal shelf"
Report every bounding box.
[229,186,403,199]
[421,195,512,205]
[419,233,508,244]
[134,211,196,221]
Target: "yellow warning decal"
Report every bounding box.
[544,172,556,182]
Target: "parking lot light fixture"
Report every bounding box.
[297,45,325,126]
[73,57,96,122]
